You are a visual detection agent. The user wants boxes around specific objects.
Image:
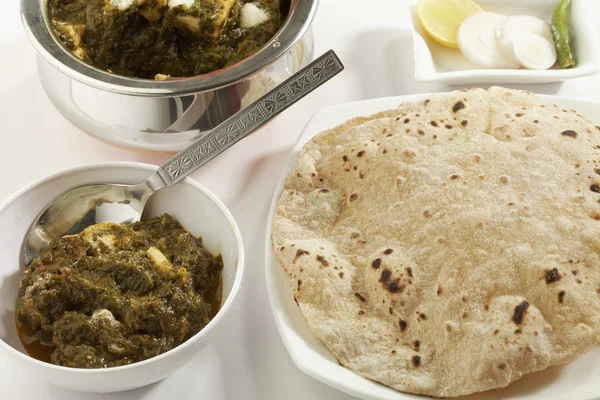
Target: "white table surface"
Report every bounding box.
[3,1,600,399]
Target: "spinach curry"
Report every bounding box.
[49,0,285,79]
[16,214,223,368]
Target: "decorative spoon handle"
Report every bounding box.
[154,50,344,186]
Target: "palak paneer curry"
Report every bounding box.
[49,0,285,79]
[16,214,222,368]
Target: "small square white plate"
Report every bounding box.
[266,93,600,400]
[409,0,600,84]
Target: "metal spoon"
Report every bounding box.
[22,50,344,266]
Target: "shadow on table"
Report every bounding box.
[347,29,442,99]
[347,29,564,96]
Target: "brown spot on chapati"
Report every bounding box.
[430,121,438,127]
[353,166,358,171]
[437,285,443,295]
[319,189,329,193]
[424,99,430,105]
[391,350,397,355]
[383,148,388,154]
[591,184,600,193]
[561,130,578,138]
[357,151,365,158]
[414,340,420,350]
[296,172,302,177]
[404,118,410,123]
[339,272,344,279]
[534,120,539,124]
[350,232,360,239]
[372,258,381,269]
[279,246,285,251]
[515,329,522,334]
[403,150,417,158]
[399,319,407,331]
[395,117,400,121]
[450,175,459,180]
[445,124,453,129]
[446,325,452,332]
[461,120,468,127]
[452,101,465,113]
[545,268,561,284]
[462,312,468,318]
[389,307,393,315]
[417,129,425,136]
[412,356,421,367]
[297,279,302,289]
[433,135,437,139]
[316,255,329,266]
[499,176,509,184]
[419,313,427,320]
[558,290,566,303]
[423,210,431,218]
[384,249,394,255]
[349,193,358,202]
[461,296,467,302]
[358,310,365,316]
[498,363,506,370]
[515,113,523,117]
[493,330,499,335]
[577,279,583,284]
[406,267,413,277]
[293,249,309,262]
[355,293,366,302]
[342,155,348,162]
[484,304,489,311]
[513,301,529,324]
[379,269,402,293]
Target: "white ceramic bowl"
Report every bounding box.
[265,94,600,400]
[409,0,600,84]
[0,162,244,393]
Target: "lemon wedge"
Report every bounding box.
[417,0,484,48]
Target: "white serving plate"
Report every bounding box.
[265,93,600,400]
[408,0,600,85]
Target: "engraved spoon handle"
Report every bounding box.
[153,50,344,187]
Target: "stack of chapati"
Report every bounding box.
[271,87,600,397]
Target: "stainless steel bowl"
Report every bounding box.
[21,0,317,151]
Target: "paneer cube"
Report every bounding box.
[52,21,87,60]
[172,0,236,39]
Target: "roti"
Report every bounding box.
[271,87,600,397]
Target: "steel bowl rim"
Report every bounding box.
[20,0,319,97]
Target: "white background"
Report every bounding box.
[2,0,600,399]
